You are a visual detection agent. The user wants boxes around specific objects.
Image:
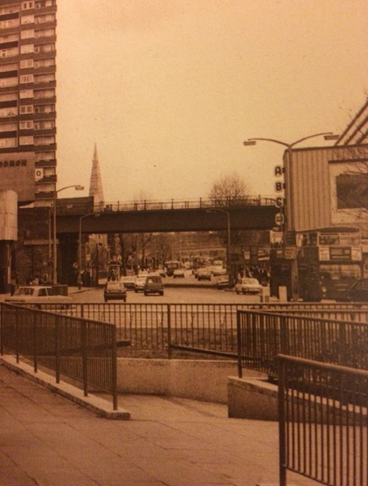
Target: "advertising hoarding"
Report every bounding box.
[0,152,36,203]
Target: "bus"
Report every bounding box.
[270,227,363,301]
[297,227,362,301]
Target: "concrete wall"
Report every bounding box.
[227,376,278,420]
[117,359,264,404]
[0,190,17,241]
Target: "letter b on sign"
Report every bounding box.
[275,181,284,192]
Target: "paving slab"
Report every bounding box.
[0,362,315,486]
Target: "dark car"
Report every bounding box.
[104,281,127,302]
[345,278,368,302]
[144,275,164,296]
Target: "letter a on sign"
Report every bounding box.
[274,166,283,177]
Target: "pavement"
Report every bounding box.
[0,361,314,486]
[0,286,307,485]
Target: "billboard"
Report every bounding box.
[0,152,36,203]
[329,160,368,225]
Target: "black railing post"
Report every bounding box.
[280,315,288,355]
[0,304,3,356]
[82,321,88,397]
[15,307,19,363]
[111,324,118,411]
[55,315,60,383]
[33,312,38,373]
[81,303,84,319]
[339,322,347,365]
[278,356,287,486]
[236,310,243,378]
[252,313,258,367]
[167,304,172,359]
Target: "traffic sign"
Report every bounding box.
[284,247,297,259]
[275,213,285,226]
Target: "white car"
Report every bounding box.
[134,276,147,292]
[173,269,185,278]
[216,275,230,289]
[235,278,262,295]
[5,286,72,304]
[197,268,212,281]
[211,266,227,277]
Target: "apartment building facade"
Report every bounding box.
[0,0,57,205]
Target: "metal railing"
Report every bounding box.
[0,304,119,410]
[237,310,368,379]
[264,309,368,323]
[57,196,277,215]
[19,302,368,359]
[278,355,368,486]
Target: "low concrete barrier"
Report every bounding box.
[227,376,278,420]
[117,359,264,403]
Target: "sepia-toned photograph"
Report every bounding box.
[0,1,367,485]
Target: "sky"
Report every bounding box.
[56,0,368,203]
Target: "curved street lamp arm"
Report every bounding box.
[249,132,335,149]
[289,132,333,148]
[56,184,83,194]
[80,212,97,222]
[248,138,290,148]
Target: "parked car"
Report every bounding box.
[5,286,72,304]
[197,268,211,281]
[104,281,127,302]
[134,276,147,293]
[120,276,136,290]
[144,275,164,296]
[344,278,368,302]
[173,268,185,278]
[216,275,230,289]
[235,278,262,295]
[212,266,227,277]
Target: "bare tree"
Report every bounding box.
[208,172,250,206]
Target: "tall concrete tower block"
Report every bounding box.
[89,144,105,206]
[0,0,58,206]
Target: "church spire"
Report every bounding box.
[89,144,104,205]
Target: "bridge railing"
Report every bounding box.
[0,303,119,409]
[278,355,368,486]
[57,196,277,214]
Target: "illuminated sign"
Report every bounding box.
[329,247,351,261]
[0,152,35,203]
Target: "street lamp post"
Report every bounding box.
[243,132,339,301]
[207,208,231,284]
[78,213,100,289]
[52,184,84,285]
